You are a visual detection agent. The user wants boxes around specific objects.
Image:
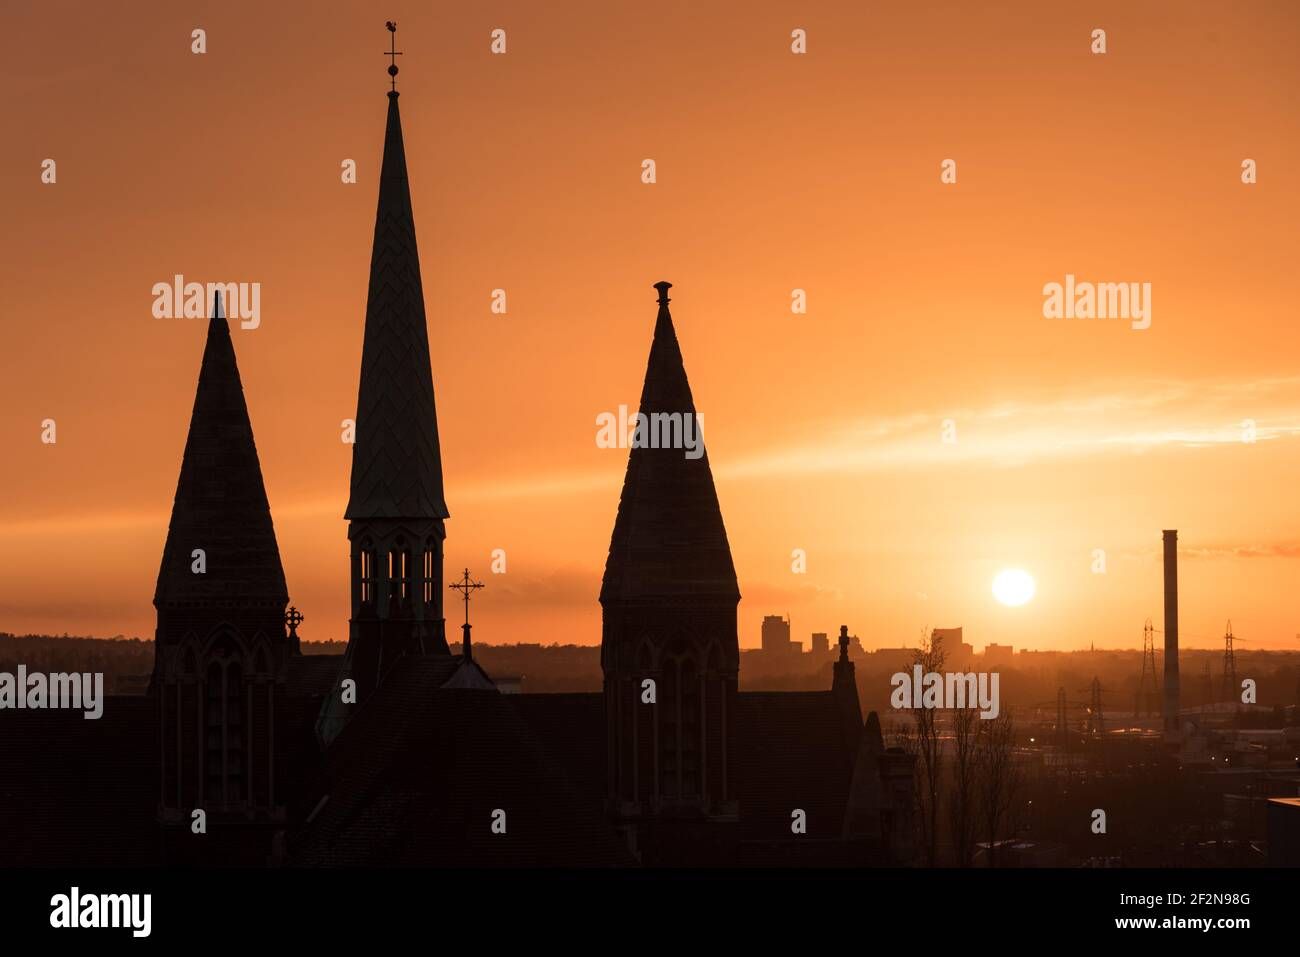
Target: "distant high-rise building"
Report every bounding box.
[931,627,972,666]
[811,632,830,654]
[983,643,1014,668]
[760,615,798,655]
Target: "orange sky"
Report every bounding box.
[3,1,1300,651]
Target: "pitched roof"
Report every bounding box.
[0,697,161,866]
[288,659,631,866]
[509,689,861,847]
[600,284,739,603]
[284,653,346,697]
[345,92,449,521]
[154,294,288,606]
[507,692,606,806]
[733,691,857,841]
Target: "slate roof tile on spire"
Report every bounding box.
[154,293,288,606]
[600,282,740,602]
[345,91,449,521]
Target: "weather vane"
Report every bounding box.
[385,21,402,93]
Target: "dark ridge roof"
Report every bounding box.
[155,296,288,606]
[507,693,606,805]
[289,659,631,866]
[0,697,161,867]
[284,654,345,697]
[600,286,739,603]
[345,93,449,521]
[733,691,856,840]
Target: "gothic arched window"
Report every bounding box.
[359,539,376,606]
[679,656,700,797]
[658,641,704,802]
[204,657,246,808]
[422,539,436,606]
[389,537,412,606]
[660,652,679,797]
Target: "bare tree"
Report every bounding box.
[975,707,1021,868]
[911,633,945,866]
[948,705,979,866]
[887,720,915,755]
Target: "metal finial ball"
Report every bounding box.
[388,65,399,76]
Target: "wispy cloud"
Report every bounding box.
[5,376,1300,537]
[720,376,1300,480]
[1182,543,1300,560]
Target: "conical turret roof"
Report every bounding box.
[600,283,739,603]
[155,294,288,606]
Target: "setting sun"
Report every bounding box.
[992,569,1036,607]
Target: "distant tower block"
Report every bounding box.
[1162,530,1181,733]
[761,614,794,654]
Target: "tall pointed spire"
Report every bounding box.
[600,282,739,602]
[343,40,453,698]
[154,293,287,607]
[345,79,448,521]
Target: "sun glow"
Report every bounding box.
[992,568,1035,607]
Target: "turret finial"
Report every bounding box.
[385,21,403,95]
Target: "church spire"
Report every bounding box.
[600,282,739,602]
[599,283,740,829]
[154,292,287,607]
[345,56,448,522]
[344,39,453,696]
[153,292,289,841]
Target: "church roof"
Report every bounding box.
[508,689,858,845]
[288,659,631,866]
[0,698,161,866]
[345,92,449,521]
[154,294,288,607]
[508,692,607,805]
[733,691,857,841]
[599,284,739,603]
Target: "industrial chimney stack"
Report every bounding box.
[1162,529,1181,734]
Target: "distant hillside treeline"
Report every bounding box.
[0,634,609,694]
[7,633,1297,706]
[0,633,153,693]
